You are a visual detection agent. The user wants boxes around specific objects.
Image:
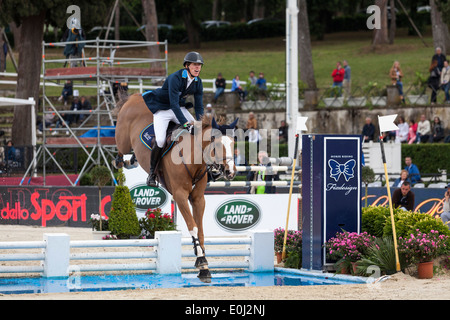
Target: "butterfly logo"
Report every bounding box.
[328,159,356,182]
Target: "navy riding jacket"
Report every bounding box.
[142,69,204,125]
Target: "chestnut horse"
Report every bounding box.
[113,92,237,280]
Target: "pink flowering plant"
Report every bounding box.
[398,230,449,264]
[325,231,376,262]
[139,208,176,238]
[274,228,302,253]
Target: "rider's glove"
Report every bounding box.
[184,122,194,135]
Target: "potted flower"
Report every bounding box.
[273,228,302,264]
[325,231,376,274]
[139,208,176,239]
[398,229,449,279]
[407,72,428,105]
[90,213,111,240]
[323,86,344,107]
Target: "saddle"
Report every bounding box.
[140,121,185,157]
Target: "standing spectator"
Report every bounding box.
[231,75,245,102]
[248,71,257,86]
[247,150,279,194]
[331,61,345,96]
[404,156,421,184]
[278,120,288,143]
[392,181,415,211]
[417,114,431,143]
[430,116,445,143]
[389,61,404,103]
[441,184,450,229]
[440,60,450,103]
[57,80,73,106]
[428,59,441,104]
[343,60,351,98]
[256,72,267,91]
[408,119,417,144]
[362,117,375,142]
[431,47,447,71]
[6,140,16,162]
[234,148,247,166]
[213,72,226,103]
[396,116,409,143]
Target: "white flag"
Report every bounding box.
[378,114,398,133]
[297,116,308,132]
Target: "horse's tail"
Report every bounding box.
[113,88,130,116]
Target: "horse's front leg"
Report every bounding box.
[112,152,124,169]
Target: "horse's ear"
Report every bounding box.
[212,116,219,129]
[230,118,239,129]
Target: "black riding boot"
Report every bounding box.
[147,145,163,187]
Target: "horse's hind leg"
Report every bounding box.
[112,152,124,169]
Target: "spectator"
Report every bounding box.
[231,75,245,102]
[79,96,92,123]
[6,140,16,162]
[57,80,73,106]
[234,148,247,167]
[396,116,409,143]
[278,120,288,143]
[38,107,55,133]
[331,61,345,96]
[54,112,70,135]
[428,59,441,104]
[430,116,445,143]
[404,156,421,184]
[213,73,226,103]
[392,181,415,211]
[68,96,82,125]
[389,61,405,103]
[441,184,450,229]
[256,72,267,91]
[362,117,375,142]
[408,119,417,144]
[63,18,86,68]
[392,169,411,188]
[417,114,431,143]
[343,60,351,98]
[431,47,447,71]
[247,150,279,194]
[246,112,257,130]
[440,60,450,103]
[248,71,257,86]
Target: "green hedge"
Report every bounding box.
[401,144,450,174]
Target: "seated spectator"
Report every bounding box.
[256,72,267,91]
[278,120,288,143]
[231,75,245,102]
[67,96,82,125]
[392,169,411,188]
[54,112,70,135]
[58,80,73,106]
[404,156,421,184]
[430,116,445,143]
[213,73,226,103]
[442,185,450,229]
[392,181,415,211]
[417,114,431,143]
[79,96,92,122]
[38,107,56,133]
[408,120,417,144]
[396,116,409,143]
[362,117,375,142]
[246,112,257,131]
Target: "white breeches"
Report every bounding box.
[153,107,195,148]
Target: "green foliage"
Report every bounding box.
[108,180,141,239]
[401,144,450,176]
[361,206,391,238]
[90,165,111,188]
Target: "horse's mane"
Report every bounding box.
[113,88,130,116]
[200,113,212,129]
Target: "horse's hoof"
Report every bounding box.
[195,256,208,268]
[197,269,211,283]
[124,160,138,169]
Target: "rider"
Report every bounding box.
[142,51,205,186]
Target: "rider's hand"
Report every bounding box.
[184,122,194,135]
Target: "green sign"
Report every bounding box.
[215,199,261,231]
[129,184,167,210]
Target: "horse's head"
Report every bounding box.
[209,116,239,181]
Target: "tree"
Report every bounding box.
[431,0,450,54]
[372,0,389,46]
[298,0,316,89]
[142,0,161,67]
[90,165,112,231]
[179,0,201,49]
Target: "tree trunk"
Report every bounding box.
[114,4,120,41]
[142,0,161,67]
[180,0,201,49]
[430,0,450,54]
[0,28,5,72]
[388,0,396,44]
[253,0,265,20]
[12,11,45,146]
[298,0,316,89]
[212,0,219,20]
[372,0,389,46]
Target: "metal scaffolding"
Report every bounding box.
[20,38,168,186]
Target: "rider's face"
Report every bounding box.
[188,63,202,77]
